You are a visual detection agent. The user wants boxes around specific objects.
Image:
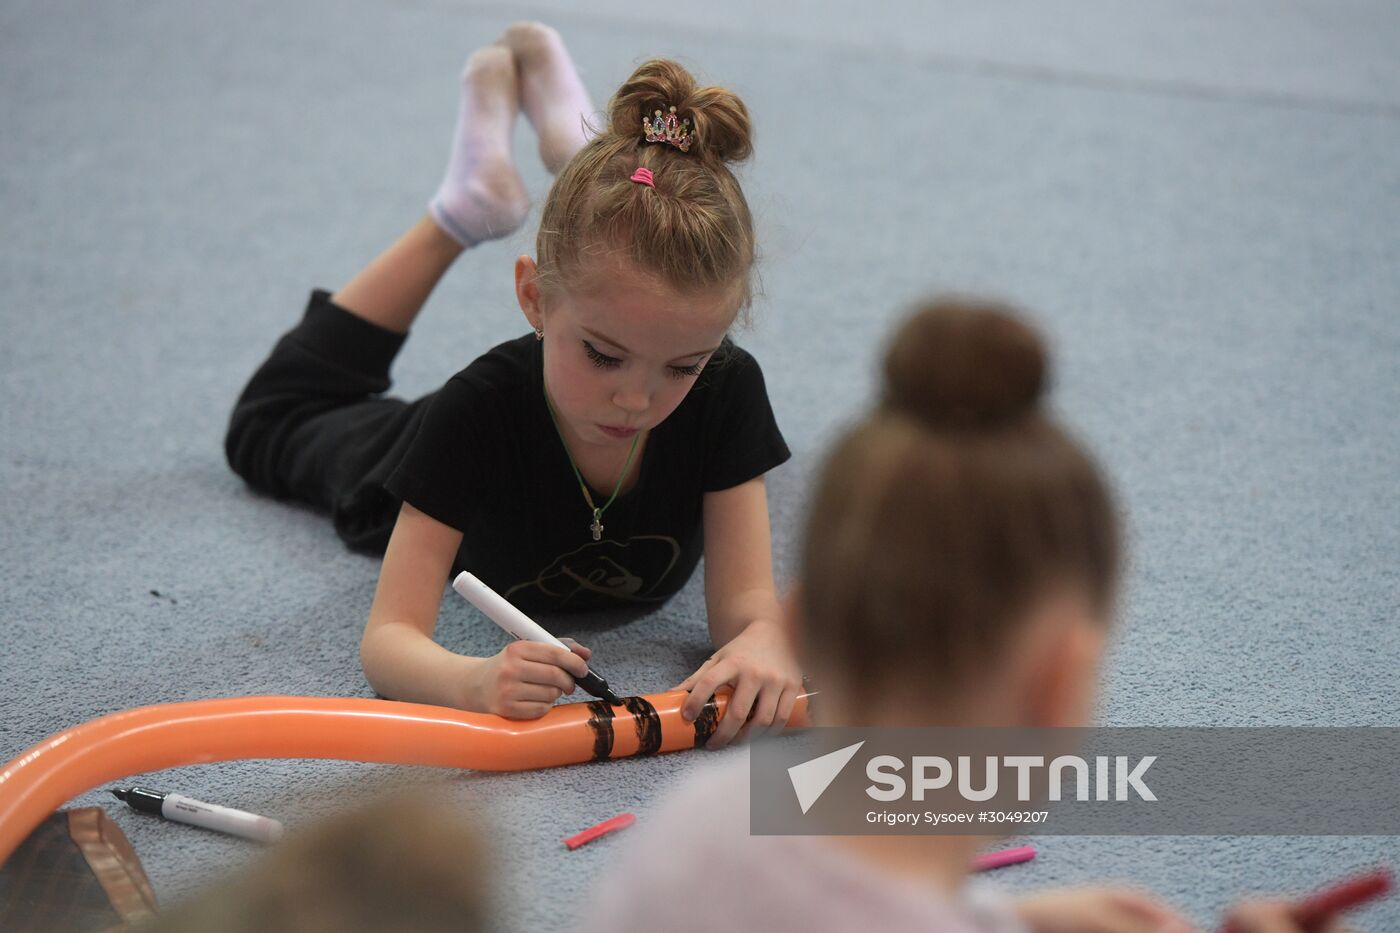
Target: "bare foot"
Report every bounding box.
[428,46,531,247]
[498,22,596,174]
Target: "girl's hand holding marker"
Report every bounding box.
[453,571,619,718]
[471,638,593,720]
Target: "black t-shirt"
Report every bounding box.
[384,334,790,613]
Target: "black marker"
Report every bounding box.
[111,787,283,843]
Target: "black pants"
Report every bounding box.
[224,290,434,553]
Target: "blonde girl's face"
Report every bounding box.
[516,253,739,452]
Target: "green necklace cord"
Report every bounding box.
[545,392,642,541]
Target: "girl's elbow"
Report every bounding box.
[358,624,394,695]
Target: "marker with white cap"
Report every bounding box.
[452,571,623,705]
[110,787,283,844]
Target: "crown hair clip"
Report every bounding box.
[642,106,693,153]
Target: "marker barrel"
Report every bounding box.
[453,572,564,648]
[162,794,284,844]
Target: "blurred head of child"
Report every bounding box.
[798,297,1117,732]
[794,299,1184,929]
[137,792,493,933]
[583,299,1201,933]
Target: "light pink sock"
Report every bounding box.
[428,46,530,247]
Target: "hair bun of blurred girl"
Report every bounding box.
[883,298,1047,432]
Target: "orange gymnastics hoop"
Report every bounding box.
[0,690,812,865]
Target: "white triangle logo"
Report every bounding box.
[788,741,865,814]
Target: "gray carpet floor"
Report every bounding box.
[3,1,1398,930]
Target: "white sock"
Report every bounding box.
[428,47,530,247]
[500,23,596,174]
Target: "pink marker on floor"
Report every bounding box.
[973,845,1037,872]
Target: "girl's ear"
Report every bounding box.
[515,255,544,330]
[1022,600,1107,729]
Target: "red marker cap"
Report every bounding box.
[564,813,637,851]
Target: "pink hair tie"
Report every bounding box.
[629,166,655,188]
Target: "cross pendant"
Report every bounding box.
[590,518,603,541]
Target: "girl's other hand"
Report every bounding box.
[677,619,803,748]
[1015,886,1195,933]
[469,639,591,719]
[1222,900,1351,933]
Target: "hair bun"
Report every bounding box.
[883,298,1047,430]
[607,59,753,164]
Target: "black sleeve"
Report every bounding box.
[383,376,492,531]
[701,345,792,492]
